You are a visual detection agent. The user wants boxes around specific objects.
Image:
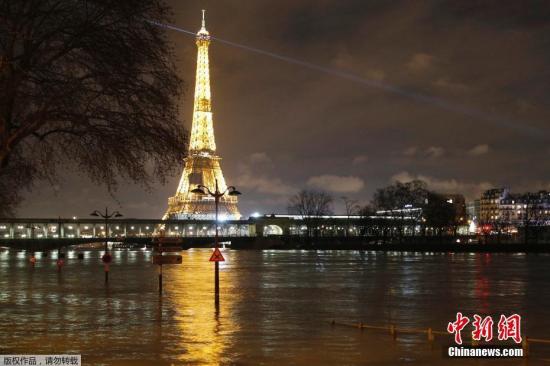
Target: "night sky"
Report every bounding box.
[19,0,550,218]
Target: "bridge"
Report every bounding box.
[0,215,376,249]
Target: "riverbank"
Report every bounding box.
[230,236,550,252]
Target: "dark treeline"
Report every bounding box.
[288,180,459,241]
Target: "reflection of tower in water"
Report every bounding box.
[164,249,239,364]
[164,10,240,220]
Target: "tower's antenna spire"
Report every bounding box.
[197,9,209,36]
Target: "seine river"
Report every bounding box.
[1,249,549,365]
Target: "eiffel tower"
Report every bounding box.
[164,11,240,220]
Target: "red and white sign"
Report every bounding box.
[209,247,225,262]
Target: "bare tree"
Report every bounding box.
[288,189,333,236]
[341,196,360,236]
[342,196,360,216]
[0,0,187,215]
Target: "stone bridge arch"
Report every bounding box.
[263,224,284,236]
[253,217,293,237]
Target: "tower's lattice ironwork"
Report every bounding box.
[165,11,240,220]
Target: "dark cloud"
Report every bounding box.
[19,0,550,217]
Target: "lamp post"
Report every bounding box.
[90,207,123,283]
[191,180,241,305]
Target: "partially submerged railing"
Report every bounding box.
[331,320,550,357]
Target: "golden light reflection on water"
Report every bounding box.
[164,249,239,365]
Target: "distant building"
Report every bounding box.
[500,191,550,226]
[477,188,550,226]
[479,188,509,223]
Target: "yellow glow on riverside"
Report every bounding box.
[165,11,240,220]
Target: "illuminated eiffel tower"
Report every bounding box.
[164,11,240,220]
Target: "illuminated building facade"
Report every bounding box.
[479,188,509,223]
[165,11,240,220]
[477,188,550,226]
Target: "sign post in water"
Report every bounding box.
[152,235,183,295]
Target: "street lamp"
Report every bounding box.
[191,179,241,304]
[90,207,123,283]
